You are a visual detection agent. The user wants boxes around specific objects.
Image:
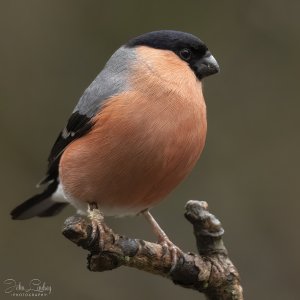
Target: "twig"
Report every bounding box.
[62,200,243,300]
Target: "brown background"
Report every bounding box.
[1,1,299,299]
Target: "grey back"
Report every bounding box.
[74,46,136,118]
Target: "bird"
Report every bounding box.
[11,30,219,263]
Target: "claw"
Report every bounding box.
[159,238,181,273]
[142,209,182,273]
[87,203,105,251]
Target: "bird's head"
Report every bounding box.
[126,30,220,81]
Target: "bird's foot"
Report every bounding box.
[87,203,106,251]
[142,210,182,273]
[157,234,182,274]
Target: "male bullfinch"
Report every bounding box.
[11,30,219,259]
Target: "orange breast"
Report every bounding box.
[59,47,207,216]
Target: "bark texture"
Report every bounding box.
[62,200,243,300]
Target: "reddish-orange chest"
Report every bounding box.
[59,47,207,216]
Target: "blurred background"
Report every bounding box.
[1,0,299,299]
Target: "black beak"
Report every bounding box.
[196,51,220,80]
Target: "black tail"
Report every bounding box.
[11,181,68,220]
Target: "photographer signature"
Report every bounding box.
[3,278,51,295]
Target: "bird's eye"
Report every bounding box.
[179,48,192,61]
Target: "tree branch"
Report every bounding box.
[62,200,243,300]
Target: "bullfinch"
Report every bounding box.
[11,30,219,258]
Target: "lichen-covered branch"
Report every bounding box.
[62,200,243,300]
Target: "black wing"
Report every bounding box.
[39,111,94,185]
[11,111,94,220]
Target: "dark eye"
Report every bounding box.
[179,48,192,61]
